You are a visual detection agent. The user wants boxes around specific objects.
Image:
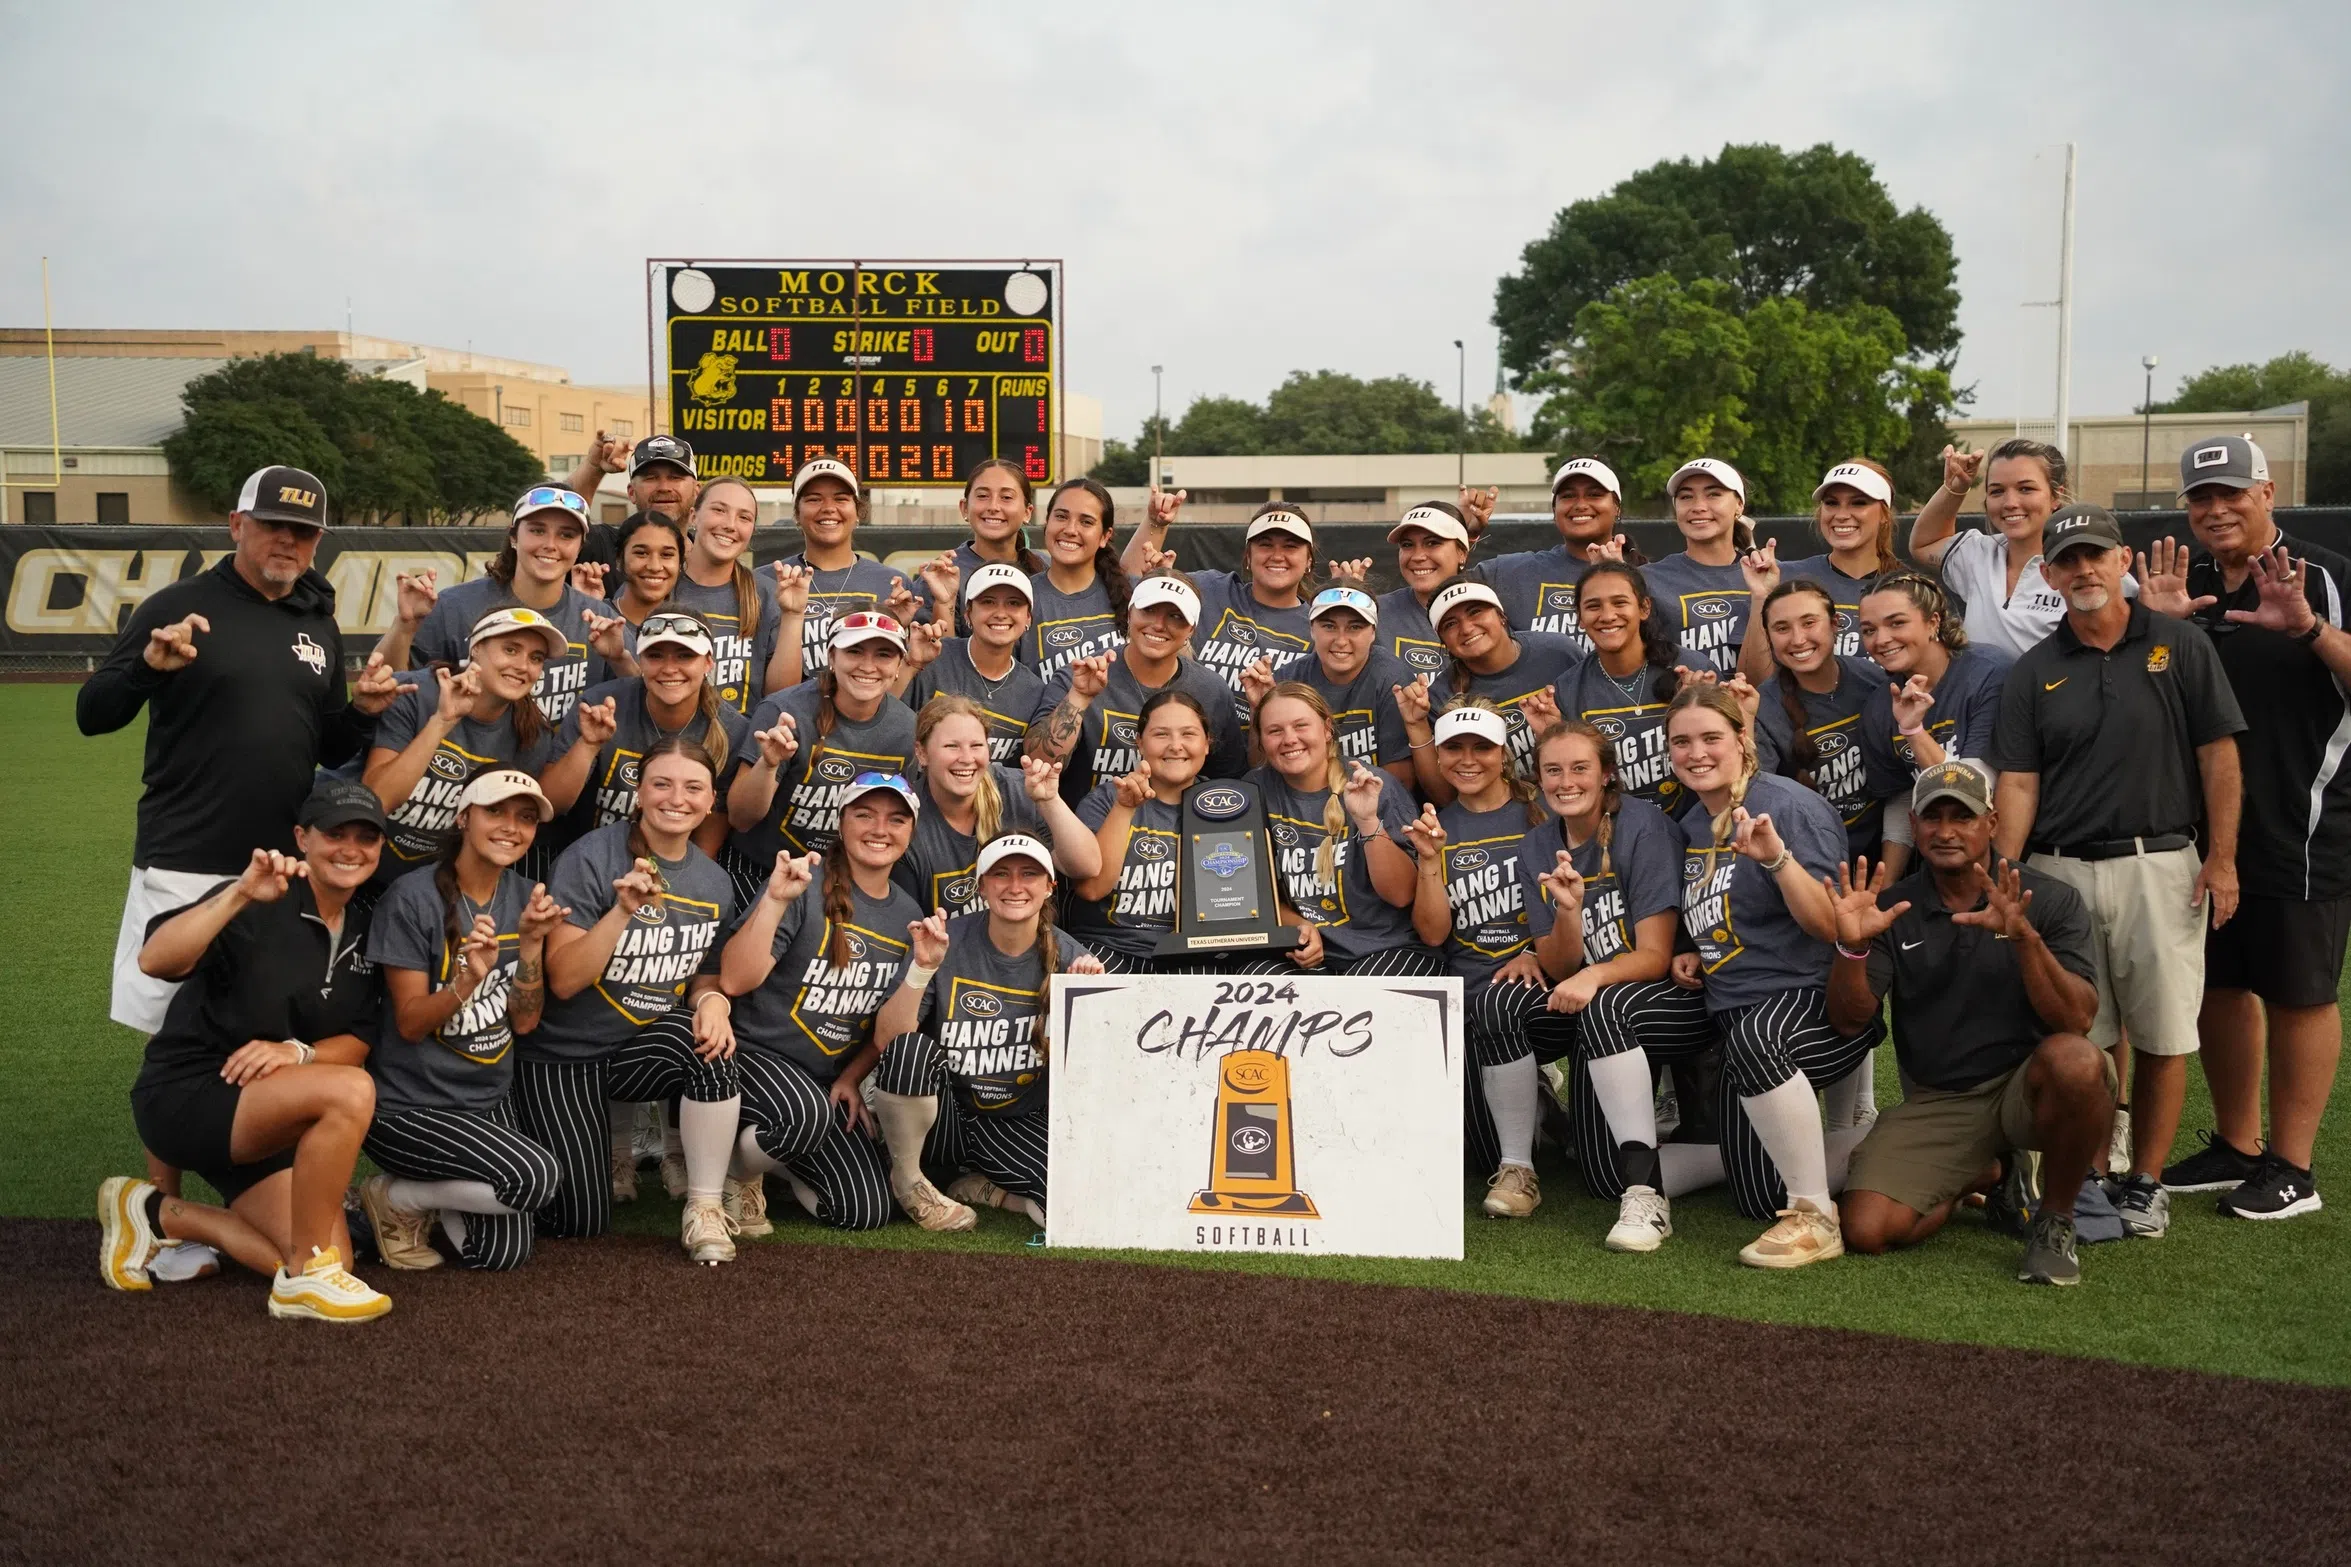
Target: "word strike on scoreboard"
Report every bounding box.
[661,262,1060,489]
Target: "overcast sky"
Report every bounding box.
[5,1,2345,446]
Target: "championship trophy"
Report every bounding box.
[1154,778,1302,956]
[1190,1049,1318,1217]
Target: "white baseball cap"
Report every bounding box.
[457,768,553,816]
[1388,503,1471,547]
[1129,575,1202,625]
[1431,580,1504,630]
[829,611,908,653]
[976,833,1054,877]
[1551,457,1622,499]
[1433,706,1509,748]
[793,456,861,499]
[1246,507,1314,544]
[468,606,569,661]
[1666,457,1746,500]
[963,561,1035,604]
[1814,461,1893,507]
[1310,587,1378,626]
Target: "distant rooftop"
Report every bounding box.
[0,355,223,447]
[0,329,570,384]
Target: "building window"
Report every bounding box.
[22,490,56,524]
[550,454,580,472]
[560,412,584,432]
[501,405,532,427]
[611,419,633,438]
[96,492,130,523]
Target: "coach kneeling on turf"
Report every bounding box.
[1826,763,2114,1285]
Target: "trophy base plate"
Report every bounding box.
[1188,1189,1319,1217]
[1154,926,1305,956]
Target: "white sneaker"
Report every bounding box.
[269,1246,392,1322]
[724,1174,773,1238]
[148,1239,221,1283]
[1481,1164,1541,1219]
[896,1174,978,1232]
[681,1197,737,1265]
[1604,1185,1672,1253]
[97,1176,160,1291]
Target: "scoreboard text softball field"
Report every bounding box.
[661,262,1061,489]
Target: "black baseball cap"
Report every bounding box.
[629,435,695,478]
[298,777,389,834]
[2042,504,2126,563]
[235,466,330,529]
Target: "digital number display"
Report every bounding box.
[661,262,1059,488]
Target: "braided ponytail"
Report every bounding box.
[1033,921,1058,1062]
[432,830,469,979]
[820,841,857,968]
[690,681,732,774]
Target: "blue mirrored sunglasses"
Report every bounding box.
[516,486,590,516]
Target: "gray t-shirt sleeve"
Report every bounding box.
[549,831,617,931]
[1619,808,1682,924]
[365,872,444,975]
[373,680,430,755]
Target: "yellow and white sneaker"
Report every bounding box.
[681,1197,737,1265]
[723,1174,772,1238]
[1482,1164,1541,1219]
[98,1176,161,1292]
[269,1246,392,1322]
[356,1175,441,1271]
[1738,1197,1844,1270]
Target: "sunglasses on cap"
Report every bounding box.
[638,612,713,644]
[832,611,907,648]
[515,486,591,519]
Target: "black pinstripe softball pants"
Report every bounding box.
[364,1101,561,1271]
[733,1048,895,1230]
[874,1031,1049,1203]
[1558,979,1717,1200]
[511,1010,740,1239]
[1714,986,1885,1220]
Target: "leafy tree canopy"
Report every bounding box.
[1089,370,1518,485]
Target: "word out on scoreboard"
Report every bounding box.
[661,262,1060,489]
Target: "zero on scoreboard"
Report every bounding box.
[653,261,1061,489]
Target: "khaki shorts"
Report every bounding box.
[2027,846,2206,1057]
[1846,1052,2119,1214]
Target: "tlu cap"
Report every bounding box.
[1814,461,1893,507]
[1129,574,1202,625]
[1309,587,1377,625]
[2042,504,2126,563]
[793,456,862,499]
[1388,503,1471,547]
[457,769,554,816]
[2179,434,2270,497]
[235,466,329,529]
[1432,705,1509,749]
[1431,579,1504,629]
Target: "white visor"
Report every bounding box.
[1551,457,1622,499]
[1246,509,1314,544]
[1431,580,1504,629]
[1388,505,1471,546]
[1129,575,1202,625]
[963,561,1035,604]
[975,833,1054,878]
[1813,462,1892,506]
[1433,706,1509,748]
[1666,457,1745,500]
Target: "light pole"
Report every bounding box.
[2140,354,2159,510]
[1151,364,1164,489]
[1453,340,1466,490]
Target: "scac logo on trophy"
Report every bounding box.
[1155,779,1303,957]
[1191,1049,1317,1218]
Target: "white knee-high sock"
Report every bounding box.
[1586,1050,1659,1149]
[1740,1076,1831,1208]
[440,1211,468,1251]
[1657,1142,1725,1197]
[732,1125,783,1177]
[677,1097,741,1202]
[1822,1053,1878,1129]
[1482,1057,1538,1169]
[1825,1122,1872,1195]
[386,1177,513,1215]
[868,1089,938,1195]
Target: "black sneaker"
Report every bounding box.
[2217,1155,2323,1221]
[2161,1129,2263,1193]
[2111,1173,2170,1238]
[2018,1209,2081,1286]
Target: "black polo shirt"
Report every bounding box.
[2186,531,2351,901]
[1988,601,2245,845]
[1864,864,2097,1091]
[132,881,380,1090]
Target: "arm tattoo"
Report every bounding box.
[1044,698,1082,752]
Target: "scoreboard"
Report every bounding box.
[659,261,1060,489]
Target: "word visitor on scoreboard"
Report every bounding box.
[662,262,1060,489]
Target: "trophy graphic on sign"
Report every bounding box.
[1189,1049,1319,1217]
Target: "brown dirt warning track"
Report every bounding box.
[4,1217,2347,1565]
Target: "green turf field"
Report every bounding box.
[5,681,2343,1384]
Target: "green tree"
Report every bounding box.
[1166,395,1267,456]
[1086,371,1518,481]
[2156,351,2351,505]
[163,397,345,516]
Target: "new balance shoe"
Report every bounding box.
[1738,1197,1843,1269]
[947,1172,1011,1212]
[897,1175,978,1233]
[2162,1129,2264,1193]
[2017,1209,2081,1285]
[681,1197,737,1265]
[1482,1164,1541,1219]
[2217,1155,2323,1221]
[723,1174,772,1238]
[147,1239,221,1283]
[268,1246,391,1322]
[356,1175,441,1271]
[97,1176,160,1292]
[1604,1185,1671,1253]
[2110,1173,2170,1238]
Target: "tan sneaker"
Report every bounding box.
[723,1174,772,1238]
[611,1144,639,1204]
[98,1176,160,1291]
[660,1148,690,1201]
[1482,1164,1541,1219]
[681,1196,736,1265]
[946,1172,1009,1210]
[896,1174,978,1232]
[1738,1197,1844,1269]
[269,1246,391,1322]
[357,1175,441,1271]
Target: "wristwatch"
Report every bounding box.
[2298,620,2325,644]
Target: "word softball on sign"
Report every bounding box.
[1046,974,1464,1260]
[658,261,1060,488]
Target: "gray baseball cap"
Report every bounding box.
[2042,504,2126,563]
[2179,434,2270,497]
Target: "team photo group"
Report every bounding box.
[78,421,2346,1322]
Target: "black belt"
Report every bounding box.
[2028,832,2195,862]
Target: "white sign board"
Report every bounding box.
[1047,973,1464,1260]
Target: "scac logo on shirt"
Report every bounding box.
[1690,597,1736,621]
[1271,822,1299,847]
[620,757,642,787]
[1401,644,1447,675]
[1453,848,1489,871]
[816,756,857,784]
[962,991,1003,1017]
[1134,836,1171,861]
[1226,623,1257,646]
[842,932,869,960]
[1684,856,1707,881]
[1815,730,1850,756]
[631,900,667,924]
[427,749,469,781]
[1543,588,1576,613]
[290,633,327,675]
[1046,626,1083,648]
[945,875,979,907]
[1109,720,1139,747]
[1592,716,1628,740]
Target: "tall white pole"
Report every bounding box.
[2053,142,2077,463]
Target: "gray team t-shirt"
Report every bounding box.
[1030,653,1248,805]
[411,575,619,723]
[560,676,752,831]
[1021,572,1123,679]
[1433,797,1545,988]
[1677,771,1848,1012]
[733,878,922,1082]
[1375,586,1451,683]
[736,679,917,870]
[1552,657,1708,817]
[1780,555,1879,660]
[1250,766,1420,963]
[1068,785,1184,959]
[666,569,780,715]
[370,676,558,882]
[1433,631,1584,774]
[918,913,1094,1119]
[1482,542,1596,652]
[893,768,1049,916]
[777,554,911,675]
[907,639,1043,766]
[1641,553,1752,676]
[366,864,535,1113]
[1754,656,1894,859]
[1861,643,2012,797]
[524,822,736,1062]
[1269,647,1415,768]
[1517,797,1682,966]
[1188,569,1313,700]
